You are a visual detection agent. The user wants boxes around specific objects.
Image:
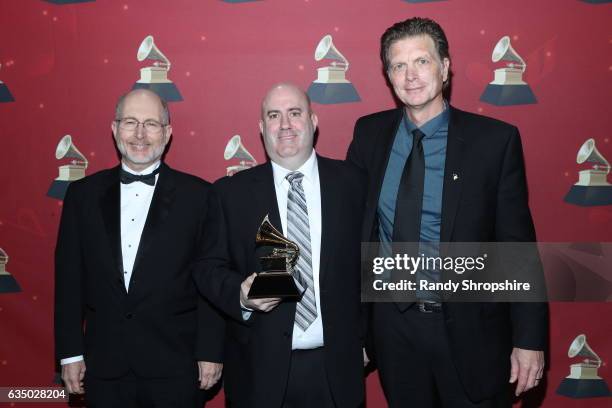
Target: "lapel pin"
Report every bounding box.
[452,173,459,181]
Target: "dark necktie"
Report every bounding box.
[392,129,425,243]
[119,167,160,186]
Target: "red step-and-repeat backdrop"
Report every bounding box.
[1,1,611,407]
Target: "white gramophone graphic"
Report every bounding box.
[0,63,15,103]
[480,35,537,106]
[564,138,612,206]
[47,135,88,200]
[132,35,182,102]
[0,248,21,294]
[224,135,257,176]
[307,34,360,104]
[556,334,611,398]
[43,0,95,4]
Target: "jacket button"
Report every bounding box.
[125,313,133,319]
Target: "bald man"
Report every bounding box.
[194,83,366,408]
[54,89,224,407]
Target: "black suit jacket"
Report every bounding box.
[347,106,548,401]
[193,156,366,408]
[54,163,225,379]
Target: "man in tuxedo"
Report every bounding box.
[54,89,224,407]
[194,83,365,408]
[347,18,548,407]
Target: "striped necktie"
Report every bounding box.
[286,171,317,331]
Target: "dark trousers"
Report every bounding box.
[85,371,203,408]
[282,348,336,408]
[373,303,511,408]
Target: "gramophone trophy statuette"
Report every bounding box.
[132,35,183,101]
[556,334,610,398]
[224,135,257,176]
[307,34,360,104]
[47,135,88,200]
[0,63,15,103]
[480,36,537,106]
[248,215,304,299]
[0,247,21,294]
[564,138,612,206]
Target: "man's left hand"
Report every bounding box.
[198,361,223,390]
[509,347,544,396]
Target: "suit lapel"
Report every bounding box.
[317,157,334,284]
[367,108,403,240]
[440,107,466,242]
[129,163,176,291]
[99,166,126,296]
[251,162,282,232]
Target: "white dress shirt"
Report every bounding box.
[60,161,160,366]
[271,151,324,350]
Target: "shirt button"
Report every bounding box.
[124,271,127,274]
[128,244,132,248]
[131,218,135,222]
[136,194,139,197]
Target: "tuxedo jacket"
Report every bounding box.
[193,156,366,408]
[347,106,548,401]
[54,163,225,379]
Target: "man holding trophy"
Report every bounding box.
[194,83,366,408]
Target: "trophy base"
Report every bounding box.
[132,82,183,102]
[564,185,612,206]
[479,84,537,106]
[307,82,361,105]
[44,0,95,3]
[0,274,22,293]
[556,378,611,398]
[47,180,72,200]
[0,83,14,102]
[248,272,302,299]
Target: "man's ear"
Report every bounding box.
[310,113,319,130]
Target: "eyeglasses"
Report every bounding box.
[115,118,167,133]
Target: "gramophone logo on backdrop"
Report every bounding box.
[43,0,95,4]
[480,36,537,106]
[132,35,182,102]
[564,138,612,206]
[557,334,611,398]
[0,248,21,294]
[224,135,257,176]
[0,63,15,103]
[47,135,88,200]
[307,35,360,105]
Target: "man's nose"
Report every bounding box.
[280,114,291,129]
[134,123,147,138]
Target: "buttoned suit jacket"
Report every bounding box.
[54,163,225,379]
[194,156,366,408]
[347,106,548,402]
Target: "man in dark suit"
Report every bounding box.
[347,18,548,407]
[194,83,365,408]
[54,89,224,407]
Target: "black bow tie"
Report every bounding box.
[120,167,160,186]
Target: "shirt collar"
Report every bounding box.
[271,150,317,189]
[121,161,161,176]
[403,100,449,139]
